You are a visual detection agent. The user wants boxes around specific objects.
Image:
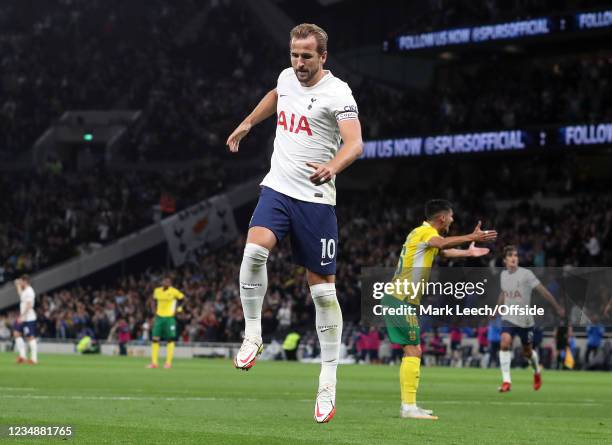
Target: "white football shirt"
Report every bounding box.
[19,285,37,322]
[500,267,540,328]
[260,67,358,205]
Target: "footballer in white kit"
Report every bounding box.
[13,275,38,364]
[497,246,564,392]
[226,23,363,423]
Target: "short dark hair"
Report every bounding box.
[425,199,452,220]
[20,274,30,283]
[503,245,518,258]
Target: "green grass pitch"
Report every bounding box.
[1,353,611,444]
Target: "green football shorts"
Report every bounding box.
[152,316,177,341]
[382,293,420,346]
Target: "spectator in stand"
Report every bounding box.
[366,327,382,364]
[109,317,131,356]
[282,329,301,361]
[0,315,10,340]
[476,325,489,366]
[450,326,463,367]
[423,328,446,366]
[356,328,368,363]
[585,317,606,367]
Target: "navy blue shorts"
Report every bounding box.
[14,321,37,338]
[501,321,533,346]
[249,186,338,275]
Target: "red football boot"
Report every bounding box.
[498,381,511,392]
[533,372,542,391]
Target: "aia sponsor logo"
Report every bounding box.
[502,290,522,299]
[277,111,312,136]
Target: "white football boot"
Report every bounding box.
[234,336,263,371]
[400,405,438,420]
[314,383,336,423]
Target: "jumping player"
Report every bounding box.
[384,200,497,420]
[497,245,565,392]
[226,23,363,423]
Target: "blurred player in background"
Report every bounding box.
[497,246,565,392]
[384,200,497,420]
[226,23,363,423]
[147,276,184,369]
[13,275,38,364]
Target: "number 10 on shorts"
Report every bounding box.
[320,238,336,262]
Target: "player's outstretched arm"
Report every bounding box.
[439,242,490,259]
[307,118,363,185]
[535,284,565,317]
[226,89,278,152]
[429,221,497,250]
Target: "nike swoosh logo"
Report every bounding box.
[320,261,333,266]
[279,94,288,97]
[239,350,256,364]
[316,402,323,418]
[320,328,334,333]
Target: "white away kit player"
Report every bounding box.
[225,23,363,423]
[497,246,564,392]
[13,275,38,364]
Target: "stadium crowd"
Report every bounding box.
[2,0,611,163]
[358,52,612,139]
[2,190,610,350]
[0,162,226,283]
[0,0,279,162]
[1,150,605,281]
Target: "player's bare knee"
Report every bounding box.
[523,346,532,357]
[152,338,160,343]
[246,227,277,251]
[307,270,335,286]
[500,333,512,350]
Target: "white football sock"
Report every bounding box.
[528,350,539,373]
[28,338,38,362]
[499,350,512,383]
[15,336,26,359]
[311,283,343,387]
[239,243,269,340]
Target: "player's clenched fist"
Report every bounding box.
[226,121,252,152]
[306,162,336,185]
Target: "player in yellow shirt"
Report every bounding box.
[383,199,497,420]
[147,276,185,369]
